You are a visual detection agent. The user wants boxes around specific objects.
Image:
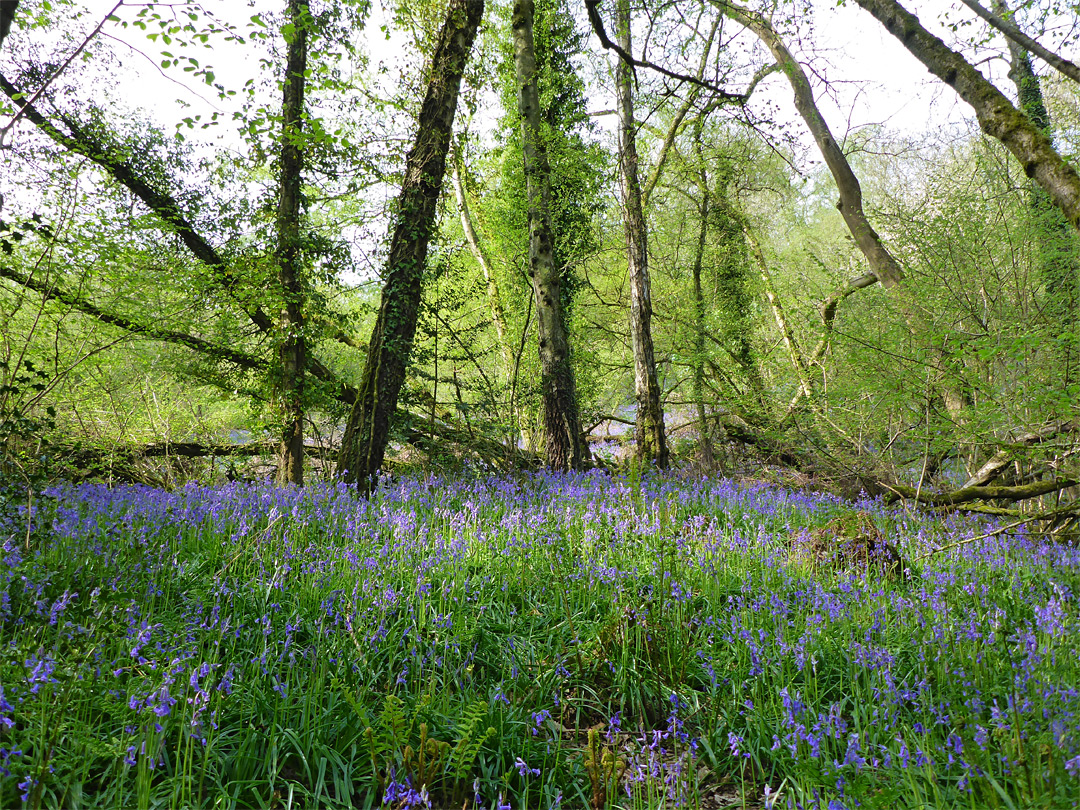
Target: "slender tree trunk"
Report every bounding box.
[451,144,535,452]
[720,0,904,289]
[512,0,586,471]
[337,0,484,490]
[615,0,668,469]
[275,0,309,486]
[450,143,513,375]
[851,0,1080,230]
[691,130,715,470]
[749,231,813,401]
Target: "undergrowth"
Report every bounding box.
[1,471,1078,808]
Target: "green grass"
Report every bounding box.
[0,472,1078,808]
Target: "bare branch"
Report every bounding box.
[584,0,747,102]
[957,0,1080,85]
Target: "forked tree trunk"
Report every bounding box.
[615,0,668,469]
[512,0,587,471]
[337,0,484,490]
[275,0,309,486]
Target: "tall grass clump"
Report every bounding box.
[1,471,1078,808]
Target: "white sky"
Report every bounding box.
[0,0,1067,209]
[1,1,1015,137]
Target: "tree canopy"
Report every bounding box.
[0,0,1077,515]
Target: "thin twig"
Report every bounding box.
[915,505,1079,561]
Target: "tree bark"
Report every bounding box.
[691,126,715,470]
[274,0,309,486]
[0,1,17,51]
[615,0,668,469]
[718,0,903,289]
[991,0,1080,345]
[512,0,586,471]
[852,0,1080,231]
[337,0,483,490]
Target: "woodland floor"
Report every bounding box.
[1,471,1078,809]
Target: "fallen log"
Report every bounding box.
[882,477,1077,506]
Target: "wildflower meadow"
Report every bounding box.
[1,471,1078,808]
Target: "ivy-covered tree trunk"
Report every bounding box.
[512,0,587,471]
[992,0,1079,348]
[337,0,483,490]
[275,0,309,487]
[615,0,668,470]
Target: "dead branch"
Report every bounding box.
[962,419,1075,488]
[882,477,1078,506]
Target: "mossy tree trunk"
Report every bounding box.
[512,0,586,471]
[338,0,484,491]
[615,0,668,469]
[852,0,1080,229]
[275,0,309,486]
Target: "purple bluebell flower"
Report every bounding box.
[515,757,539,778]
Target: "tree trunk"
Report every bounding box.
[450,142,513,376]
[852,0,1080,230]
[615,0,668,469]
[992,0,1080,347]
[0,1,17,51]
[275,0,309,487]
[512,0,586,471]
[337,0,484,490]
[720,0,903,289]
[691,127,715,470]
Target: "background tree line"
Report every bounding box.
[0,0,1077,520]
